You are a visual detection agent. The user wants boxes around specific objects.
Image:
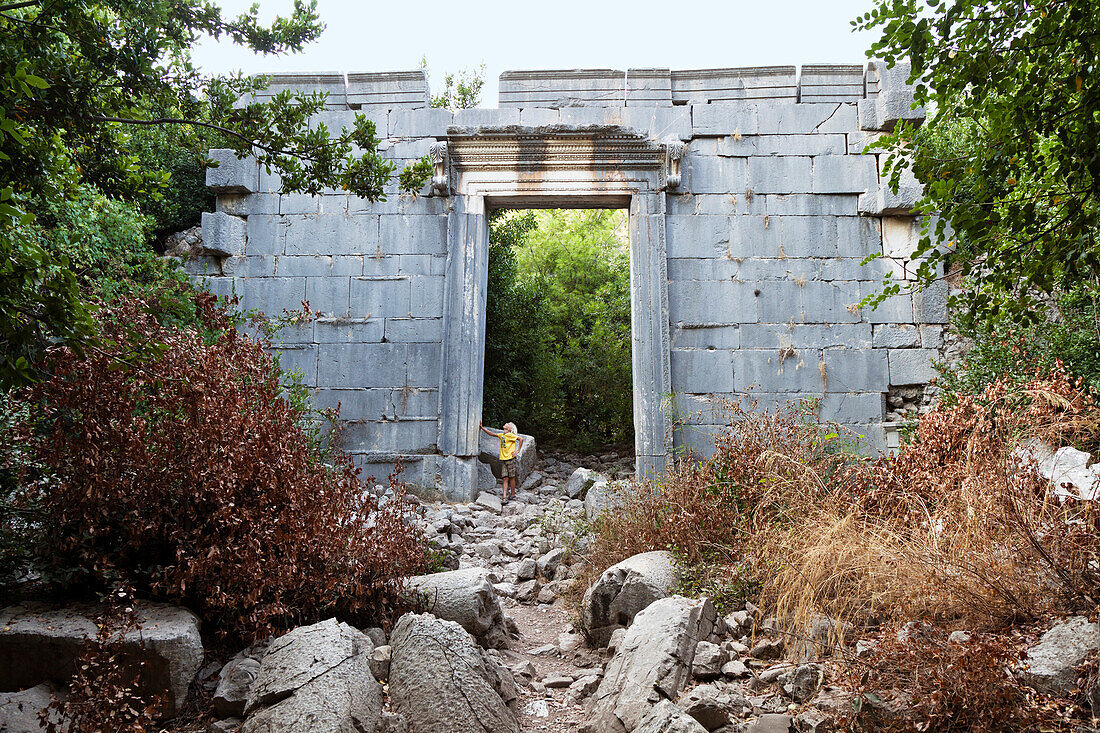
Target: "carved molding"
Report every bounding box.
[447,130,664,173]
[662,138,686,189]
[429,140,449,195]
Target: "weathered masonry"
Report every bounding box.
[194,64,940,500]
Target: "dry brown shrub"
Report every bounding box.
[837,624,1073,732]
[16,294,427,642]
[754,365,1100,638]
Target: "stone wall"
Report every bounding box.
[194,64,940,497]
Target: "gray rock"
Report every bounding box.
[0,601,202,716]
[516,558,537,581]
[208,718,242,733]
[370,645,391,681]
[746,713,793,732]
[537,548,566,579]
[363,626,387,647]
[241,618,381,733]
[584,480,631,519]
[1021,616,1100,696]
[515,579,540,604]
[543,674,574,688]
[677,683,746,731]
[634,700,709,733]
[721,659,750,678]
[379,711,408,733]
[749,637,785,660]
[213,657,260,717]
[582,550,678,647]
[583,596,716,733]
[779,664,821,703]
[692,640,727,679]
[405,567,509,649]
[474,492,502,514]
[564,467,604,499]
[0,683,62,732]
[478,429,537,486]
[389,613,519,733]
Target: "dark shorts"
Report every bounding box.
[501,459,517,478]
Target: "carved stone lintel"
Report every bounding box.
[429,141,449,195]
[663,138,686,189]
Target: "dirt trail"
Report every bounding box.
[507,602,592,732]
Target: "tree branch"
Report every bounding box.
[0,0,38,10]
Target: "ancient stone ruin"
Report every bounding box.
[193,64,938,500]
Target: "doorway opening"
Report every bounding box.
[481,207,635,478]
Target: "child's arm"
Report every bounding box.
[516,436,524,450]
[479,421,498,436]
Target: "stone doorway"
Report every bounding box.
[434,128,683,499]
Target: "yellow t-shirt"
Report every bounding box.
[499,432,519,461]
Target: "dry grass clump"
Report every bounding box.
[754,365,1100,638]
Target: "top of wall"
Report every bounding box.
[236,63,914,112]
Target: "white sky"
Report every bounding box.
[192,0,880,107]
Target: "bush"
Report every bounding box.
[839,625,1059,732]
[13,294,427,641]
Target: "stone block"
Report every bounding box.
[274,345,317,383]
[406,343,442,388]
[220,255,273,278]
[379,215,448,256]
[303,277,350,317]
[734,349,825,393]
[277,255,332,278]
[719,134,847,158]
[668,280,757,325]
[799,281,863,324]
[518,107,560,126]
[318,343,407,388]
[232,276,306,317]
[670,349,735,393]
[740,323,871,349]
[913,281,949,323]
[409,276,445,317]
[626,68,672,106]
[350,276,411,319]
[498,69,626,107]
[245,215,283,256]
[777,216,839,258]
[671,325,740,349]
[729,215,782,258]
[666,258,737,281]
[665,215,731,259]
[764,193,857,216]
[674,424,722,458]
[313,319,384,343]
[823,349,889,392]
[216,193,277,217]
[755,281,805,323]
[673,67,797,103]
[284,214,369,256]
[690,104,758,137]
[206,149,259,193]
[799,64,865,103]
[384,318,443,343]
[819,391,885,425]
[747,156,812,194]
[346,70,429,110]
[872,323,920,348]
[755,102,857,134]
[812,155,878,194]
[859,283,914,324]
[920,325,943,349]
[239,71,347,109]
[559,106,624,126]
[340,419,438,453]
[684,153,747,194]
[201,211,246,258]
[836,216,882,258]
[622,106,691,140]
[450,108,522,129]
[888,348,938,385]
[388,108,453,138]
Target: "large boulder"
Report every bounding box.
[582,551,679,646]
[241,618,381,733]
[389,613,519,733]
[404,568,510,649]
[477,428,537,485]
[0,684,64,732]
[213,655,261,717]
[584,479,632,519]
[0,602,202,716]
[564,468,605,499]
[635,700,709,733]
[583,595,716,733]
[1020,616,1100,696]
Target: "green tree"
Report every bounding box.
[0,0,430,388]
[857,0,1100,325]
[421,59,485,110]
[483,209,634,453]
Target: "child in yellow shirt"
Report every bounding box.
[479,421,524,502]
